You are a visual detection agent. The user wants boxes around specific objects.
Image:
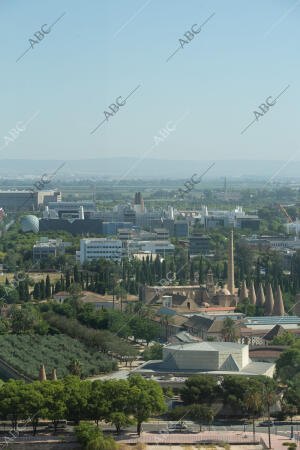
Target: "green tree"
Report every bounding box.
[244,389,263,441]
[45,275,51,299]
[64,376,91,425]
[128,374,166,435]
[102,379,133,434]
[272,332,296,346]
[0,380,27,430]
[143,343,163,361]
[39,280,46,299]
[276,347,300,382]
[189,404,214,431]
[181,375,219,405]
[33,283,40,300]
[66,270,71,289]
[75,422,102,447]
[39,380,67,432]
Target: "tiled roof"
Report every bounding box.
[249,346,287,360]
[183,315,214,331]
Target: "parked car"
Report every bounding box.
[259,420,274,427]
[169,422,188,430]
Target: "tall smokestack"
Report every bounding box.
[227,230,235,295]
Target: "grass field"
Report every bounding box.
[0,272,61,284]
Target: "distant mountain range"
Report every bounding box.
[0,158,299,180]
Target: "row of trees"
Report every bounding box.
[0,374,166,436]
[178,374,278,444]
[42,296,161,344]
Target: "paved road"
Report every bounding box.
[102,420,299,436]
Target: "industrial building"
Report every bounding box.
[200,206,260,230]
[0,190,61,211]
[134,341,275,379]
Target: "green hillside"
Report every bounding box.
[0,334,117,379]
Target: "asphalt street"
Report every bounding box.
[101,420,300,437]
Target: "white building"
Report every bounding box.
[243,316,300,330]
[33,237,71,262]
[129,240,174,256]
[77,238,122,264]
[135,341,275,378]
[286,219,300,235]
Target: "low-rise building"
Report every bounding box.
[77,238,122,264]
[182,315,225,341]
[53,291,70,303]
[249,346,288,363]
[189,233,210,255]
[154,228,169,240]
[33,237,70,262]
[134,341,275,379]
[243,316,300,330]
[0,190,61,211]
[129,240,175,256]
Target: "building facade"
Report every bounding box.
[78,238,122,264]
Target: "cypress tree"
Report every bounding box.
[40,280,46,299]
[24,281,30,302]
[74,265,79,283]
[33,283,40,300]
[55,280,61,293]
[66,270,70,289]
[45,275,51,298]
[18,282,25,302]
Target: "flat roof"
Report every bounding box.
[245,316,300,325]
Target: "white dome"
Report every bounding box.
[21,215,39,233]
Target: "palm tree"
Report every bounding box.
[245,389,263,441]
[221,317,238,342]
[67,358,82,377]
[262,382,278,449]
[140,304,155,320]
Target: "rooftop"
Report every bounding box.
[245,316,300,325]
[165,341,247,351]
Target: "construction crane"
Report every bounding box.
[279,203,294,224]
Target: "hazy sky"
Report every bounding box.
[0,0,299,161]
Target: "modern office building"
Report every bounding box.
[46,201,97,219]
[77,238,122,264]
[0,190,61,211]
[33,237,70,262]
[154,228,169,240]
[201,206,260,230]
[172,220,189,237]
[189,233,210,255]
[102,222,134,236]
[240,235,300,251]
[129,240,175,256]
